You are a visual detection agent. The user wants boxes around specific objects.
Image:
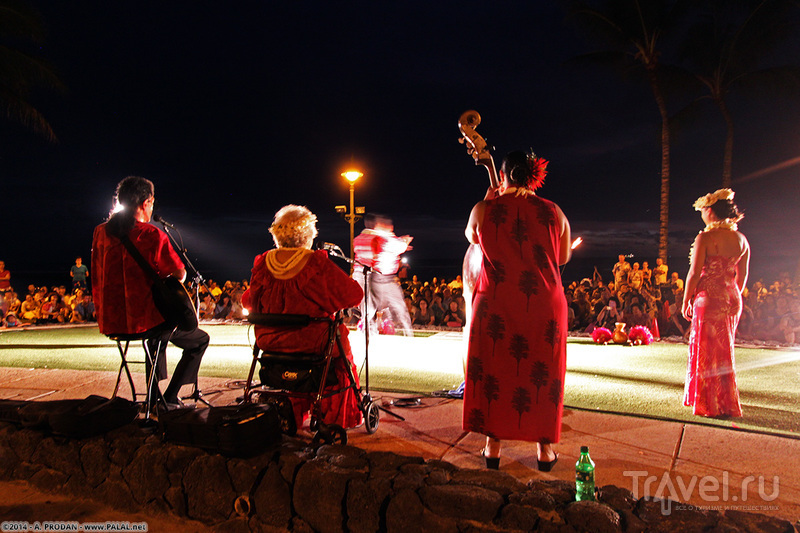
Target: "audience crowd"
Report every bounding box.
[1,257,799,346]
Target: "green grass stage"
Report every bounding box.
[0,324,797,438]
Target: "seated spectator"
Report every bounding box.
[72,293,96,322]
[208,280,223,298]
[448,275,463,291]
[429,294,445,325]
[214,293,233,320]
[3,312,20,327]
[442,300,465,329]
[4,291,20,317]
[41,293,71,323]
[199,293,216,320]
[230,289,246,320]
[596,297,622,331]
[413,298,435,327]
[19,294,39,323]
[670,272,684,298]
[570,288,591,330]
[626,304,649,329]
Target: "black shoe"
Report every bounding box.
[481,448,500,470]
[537,453,559,472]
[164,399,195,411]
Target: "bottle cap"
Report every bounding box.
[580,446,589,453]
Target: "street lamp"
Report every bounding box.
[340,170,364,266]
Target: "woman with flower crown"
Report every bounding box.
[243,204,364,429]
[682,189,750,418]
[463,150,572,471]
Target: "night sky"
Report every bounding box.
[2,1,800,290]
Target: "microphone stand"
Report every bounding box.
[324,246,405,421]
[154,218,214,407]
[156,220,211,309]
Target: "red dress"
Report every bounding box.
[463,193,567,443]
[244,250,364,428]
[684,255,743,417]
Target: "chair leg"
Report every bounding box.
[113,340,138,401]
[142,338,167,419]
[242,345,261,403]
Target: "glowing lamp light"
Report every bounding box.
[571,237,583,250]
[112,202,124,214]
[341,170,363,183]
[242,308,249,316]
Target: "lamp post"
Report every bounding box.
[339,170,364,267]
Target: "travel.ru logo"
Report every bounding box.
[623,470,779,515]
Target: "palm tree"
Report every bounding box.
[677,0,800,187]
[0,0,63,142]
[567,0,692,261]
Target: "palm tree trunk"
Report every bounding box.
[647,66,671,262]
[717,97,734,188]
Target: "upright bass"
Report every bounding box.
[457,110,499,366]
[458,110,499,190]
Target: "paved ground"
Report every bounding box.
[1,355,799,528]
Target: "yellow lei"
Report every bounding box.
[703,220,738,232]
[265,248,313,278]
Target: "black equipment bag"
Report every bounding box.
[16,395,139,438]
[258,359,339,393]
[159,403,281,457]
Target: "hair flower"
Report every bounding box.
[693,188,735,211]
[526,151,549,191]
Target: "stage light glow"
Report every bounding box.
[571,237,583,250]
[112,202,124,214]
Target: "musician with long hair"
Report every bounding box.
[92,176,208,410]
[463,150,572,471]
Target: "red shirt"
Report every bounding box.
[92,221,184,335]
[353,229,408,275]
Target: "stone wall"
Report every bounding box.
[0,421,796,533]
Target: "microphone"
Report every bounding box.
[318,242,343,254]
[153,213,175,228]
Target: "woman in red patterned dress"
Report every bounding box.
[243,205,364,429]
[463,151,572,470]
[682,189,750,417]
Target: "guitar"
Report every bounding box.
[120,236,199,331]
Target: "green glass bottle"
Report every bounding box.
[575,446,595,501]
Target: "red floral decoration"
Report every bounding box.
[628,326,654,346]
[591,327,613,344]
[526,153,549,191]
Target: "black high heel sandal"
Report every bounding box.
[480,448,500,470]
[536,453,559,472]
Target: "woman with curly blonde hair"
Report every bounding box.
[243,205,364,429]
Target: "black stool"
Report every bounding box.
[108,330,172,420]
